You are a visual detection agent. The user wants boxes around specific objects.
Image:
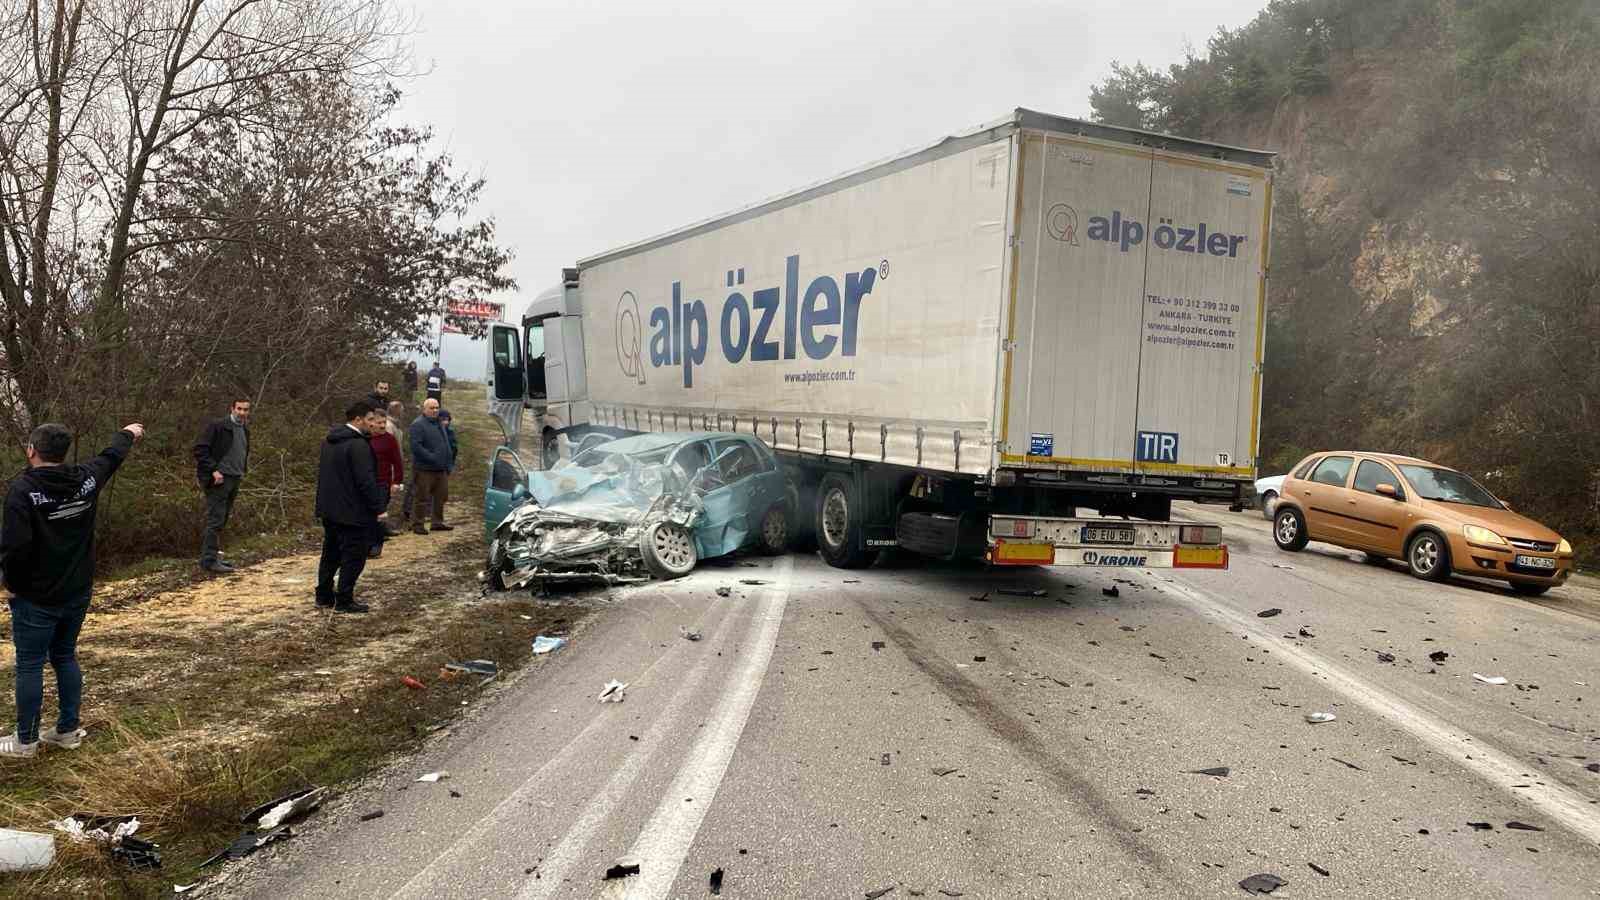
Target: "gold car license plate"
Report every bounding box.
[1515,555,1556,570]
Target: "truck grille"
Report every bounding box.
[1506,537,1556,553]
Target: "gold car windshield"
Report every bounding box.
[1397,465,1502,509]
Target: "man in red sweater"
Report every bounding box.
[366,407,404,558]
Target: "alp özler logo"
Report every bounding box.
[1046,203,1080,245]
[616,291,646,384]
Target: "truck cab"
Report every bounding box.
[486,268,595,468]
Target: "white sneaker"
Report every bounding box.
[0,734,38,759]
[40,726,85,750]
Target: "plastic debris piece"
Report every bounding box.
[1257,608,1282,618]
[175,884,199,894]
[359,810,384,822]
[931,767,959,777]
[113,835,163,870]
[604,856,642,880]
[253,787,330,830]
[532,635,567,655]
[969,594,990,602]
[680,626,703,642]
[998,589,1047,597]
[939,892,964,898]
[1587,763,1600,773]
[1376,652,1395,663]
[1506,821,1544,832]
[866,888,895,899]
[1308,862,1330,877]
[1330,757,1363,771]
[1468,821,1494,831]
[416,772,449,783]
[1473,673,1508,685]
[1186,767,1230,777]
[740,579,769,586]
[710,867,724,895]
[1298,627,1314,638]
[1305,713,1337,724]
[199,826,293,867]
[314,670,335,677]
[972,656,986,662]
[401,676,426,691]
[444,660,499,680]
[871,641,885,651]
[1428,651,1448,663]
[599,679,628,703]
[0,828,55,872]
[1135,788,1156,796]
[716,587,732,597]
[1239,873,1287,894]
[1102,587,1119,598]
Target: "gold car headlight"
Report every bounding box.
[1558,538,1573,555]
[1463,525,1507,546]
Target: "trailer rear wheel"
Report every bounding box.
[816,473,870,569]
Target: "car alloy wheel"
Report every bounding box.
[1276,512,1298,545]
[1409,533,1443,578]
[760,506,788,554]
[650,523,695,572]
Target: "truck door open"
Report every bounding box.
[488,322,527,449]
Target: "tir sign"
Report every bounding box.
[1136,431,1179,464]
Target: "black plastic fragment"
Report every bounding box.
[1186,767,1230,777]
[1428,651,1448,663]
[1330,757,1363,771]
[1376,652,1395,663]
[716,587,731,597]
[1308,862,1329,877]
[1467,821,1494,831]
[1257,608,1281,618]
[604,857,642,880]
[1239,873,1286,894]
[359,810,385,822]
[239,787,320,825]
[1506,821,1544,832]
[1298,627,1314,638]
[871,641,885,651]
[866,888,895,899]
[1103,586,1119,598]
[710,867,724,894]
[931,767,959,777]
[112,836,162,870]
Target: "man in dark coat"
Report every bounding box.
[407,398,454,534]
[364,380,391,413]
[425,361,446,403]
[402,361,419,399]
[192,398,251,574]
[314,400,385,613]
[1,421,144,758]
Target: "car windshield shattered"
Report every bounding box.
[1397,465,1502,509]
[484,432,790,590]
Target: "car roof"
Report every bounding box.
[586,431,754,456]
[1313,451,1435,466]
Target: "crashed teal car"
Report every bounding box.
[483,432,791,589]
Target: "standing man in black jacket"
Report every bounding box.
[314,401,385,613]
[193,399,250,574]
[425,361,446,403]
[1,421,144,759]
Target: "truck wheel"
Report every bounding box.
[1273,507,1309,552]
[1406,531,1451,582]
[788,479,818,552]
[816,473,870,569]
[756,505,790,555]
[641,522,698,579]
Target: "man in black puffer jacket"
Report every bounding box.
[314,401,385,613]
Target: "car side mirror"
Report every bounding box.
[1375,484,1399,499]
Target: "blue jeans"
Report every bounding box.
[9,595,89,744]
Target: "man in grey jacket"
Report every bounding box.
[407,398,454,534]
[193,399,251,574]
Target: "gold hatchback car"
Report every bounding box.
[1271,452,1575,595]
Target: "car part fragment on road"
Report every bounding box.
[1257,608,1281,617]
[1297,627,1314,638]
[1187,767,1230,777]
[710,867,724,894]
[1468,821,1494,830]
[1103,586,1119,598]
[1506,821,1544,831]
[998,588,1047,597]
[1330,757,1363,771]
[1473,673,1508,685]
[1587,763,1600,773]
[1238,873,1286,894]
[443,660,499,683]
[599,679,628,702]
[416,772,449,783]
[359,810,385,822]
[1376,652,1395,663]
[532,635,567,655]
[1305,712,1337,724]
[1428,651,1449,663]
[199,826,293,867]
[246,786,330,830]
[865,887,895,899]
[603,856,642,880]
[680,626,703,641]
[0,829,54,872]
[931,767,959,777]
[871,641,885,650]
[716,586,732,597]
[112,836,162,870]
[401,675,426,691]
[1308,862,1330,877]
[880,752,891,766]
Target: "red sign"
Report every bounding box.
[441,299,503,334]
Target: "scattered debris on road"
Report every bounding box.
[931,767,959,777]
[998,589,1047,597]
[1298,627,1314,638]
[1238,872,1286,894]
[359,810,385,822]
[1428,651,1449,664]
[970,593,990,602]
[1473,673,1508,685]
[599,679,629,702]
[1506,821,1544,832]
[401,675,426,691]
[199,826,293,867]
[1330,757,1363,771]
[741,579,769,586]
[244,786,330,830]
[112,836,162,870]
[604,856,642,880]
[52,814,140,845]
[865,887,895,899]
[1468,822,1494,831]
[443,660,499,683]
[972,656,987,662]
[710,867,724,894]
[532,635,567,655]
[871,641,885,650]
[416,772,449,783]
[1587,763,1600,773]
[1103,586,1119,598]
[680,626,703,641]
[1308,862,1330,877]
[1375,652,1395,663]
[1305,712,1337,724]
[1186,767,1230,777]
[880,753,892,766]
[1135,788,1156,796]
[0,829,54,872]
[1257,608,1282,618]
[716,586,732,597]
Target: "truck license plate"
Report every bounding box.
[1082,526,1136,545]
[1515,555,1556,570]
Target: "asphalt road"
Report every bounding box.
[233,503,1600,899]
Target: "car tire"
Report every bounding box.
[816,473,871,569]
[486,536,510,592]
[1510,582,1551,597]
[1260,490,1278,521]
[1273,506,1309,552]
[756,505,790,555]
[641,522,698,579]
[1362,552,1389,566]
[1406,530,1451,582]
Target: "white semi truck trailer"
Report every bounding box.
[487,108,1274,570]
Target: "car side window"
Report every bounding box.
[1353,460,1403,497]
[673,441,714,488]
[1309,455,1354,487]
[491,449,527,492]
[714,440,762,484]
[1294,457,1322,480]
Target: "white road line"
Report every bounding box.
[1148,572,1600,846]
[391,588,743,900]
[619,557,794,899]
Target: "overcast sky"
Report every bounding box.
[398,0,1265,327]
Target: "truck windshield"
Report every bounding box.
[1397,465,1502,509]
[526,320,547,397]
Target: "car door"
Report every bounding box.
[1345,459,1411,556]
[484,446,530,538]
[711,437,785,542]
[1295,455,1356,543]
